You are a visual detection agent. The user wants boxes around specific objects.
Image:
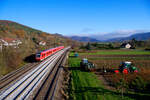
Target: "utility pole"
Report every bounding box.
[0,43,2,52]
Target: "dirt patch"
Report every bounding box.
[60,68,71,100]
[95,72,116,91]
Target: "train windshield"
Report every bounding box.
[36,54,41,58]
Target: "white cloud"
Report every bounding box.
[68,29,150,40]
[80,28,94,33]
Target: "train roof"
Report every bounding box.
[38,48,54,54]
[37,46,63,54]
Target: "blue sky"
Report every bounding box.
[0,0,150,36]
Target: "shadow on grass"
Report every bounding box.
[71,86,150,100]
[69,56,77,58]
[64,67,81,71]
[65,67,92,72]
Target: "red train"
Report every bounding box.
[35,46,64,61]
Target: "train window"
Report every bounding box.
[36,54,41,57]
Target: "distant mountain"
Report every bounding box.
[69,32,150,42]
[89,30,148,41]
[106,32,150,42]
[70,36,99,42]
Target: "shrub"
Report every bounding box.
[130,76,147,91]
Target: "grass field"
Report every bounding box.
[69,54,136,100]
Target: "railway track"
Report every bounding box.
[0,62,40,91]
[32,47,68,100]
[0,47,70,100]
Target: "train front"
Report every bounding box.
[35,53,41,61]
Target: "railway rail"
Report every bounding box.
[0,47,70,100]
[32,47,68,100]
[0,62,40,91]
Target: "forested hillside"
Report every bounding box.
[0,20,78,47]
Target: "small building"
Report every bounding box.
[0,38,22,48]
[39,41,46,46]
[120,43,131,49]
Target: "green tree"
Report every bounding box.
[131,38,137,48]
[85,42,91,50]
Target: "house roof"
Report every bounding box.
[121,43,131,47]
[2,38,17,43]
[39,41,46,43]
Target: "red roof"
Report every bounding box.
[2,38,16,43]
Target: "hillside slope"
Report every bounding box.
[0,20,78,49]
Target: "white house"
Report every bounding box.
[39,41,46,46]
[0,38,22,48]
[121,43,132,49]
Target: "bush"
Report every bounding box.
[106,73,149,93]
[130,76,147,91]
[0,47,23,75]
[145,48,150,51]
[4,48,22,69]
